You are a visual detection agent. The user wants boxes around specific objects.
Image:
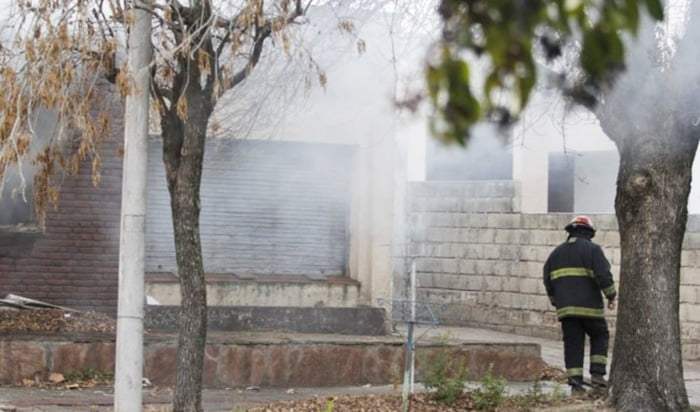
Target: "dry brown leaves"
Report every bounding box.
[20,370,114,390]
[248,391,604,412]
[0,309,116,334]
[540,365,568,383]
[249,393,466,412]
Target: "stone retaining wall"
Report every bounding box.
[406,181,700,359]
[0,333,544,387]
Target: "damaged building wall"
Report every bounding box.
[0,13,406,312]
[405,180,700,360]
[0,97,124,313]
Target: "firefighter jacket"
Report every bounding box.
[543,234,617,320]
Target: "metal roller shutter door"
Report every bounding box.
[146,139,353,276]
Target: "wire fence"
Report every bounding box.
[377,298,447,325]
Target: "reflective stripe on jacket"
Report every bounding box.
[543,234,617,320]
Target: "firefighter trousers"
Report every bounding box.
[560,317,609,383]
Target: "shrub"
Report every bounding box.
[422,348,469,405]
[514,380,571,408]
[515,380,546,407]
[473,365,506,410]
[64,367,113,382]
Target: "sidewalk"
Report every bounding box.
[0,385,419,412]
[0,325,698,411]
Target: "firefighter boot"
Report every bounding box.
[569,376,586,395]
[591,373,607,388]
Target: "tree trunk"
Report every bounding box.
[171,182,206,412]
[608,130,698,412]
[162,106,209,412]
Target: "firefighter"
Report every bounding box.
[543,215,617,393]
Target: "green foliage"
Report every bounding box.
[472,365,506,410]
[422,349,470,405]
[514,380,548,407]
[513,380,570,408]
[390,363,402,392]
[428,0,665,144]
[322,398,334,412]
[64,367,114,382]
[550,383,567,402]
[433,330,453,342]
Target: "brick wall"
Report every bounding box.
[0,89,123,314]
[406,181,700,360]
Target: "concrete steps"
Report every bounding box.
[145,305,388,336]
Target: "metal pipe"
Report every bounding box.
[410,260,416,392]
[401,320,414,412]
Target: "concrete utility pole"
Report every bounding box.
[114,0,152,410]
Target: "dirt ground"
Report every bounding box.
[246,391,610,412]
[0,384,611,412]
[0,308,116,334]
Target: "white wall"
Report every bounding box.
[692,155,700,213]
[512,92,700,214]
[573,151,619,214]
[207,4,439,306]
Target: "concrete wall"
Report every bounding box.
[425,124,513,181]
[572,151,619,214]
[202,7,435,307]
[146,274,360,308]
[405,180,700,360]
[511,96,700,214]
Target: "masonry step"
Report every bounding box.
[145,305,387,336]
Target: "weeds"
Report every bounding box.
[550,384,567,401]
[434,330,452,342]
[513,379,570,409]
[64,367,113,382]
[472,365,506,410]
[515,379,547,406]
[390,363,401,392]
[422,348,469,405]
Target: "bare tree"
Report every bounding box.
[0,0,402,410]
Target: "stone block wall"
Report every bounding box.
[406,181,700,359]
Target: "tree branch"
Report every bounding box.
[152,2,186,43]
[217,0,306,99]
[214,30,232,61]
[152,81,173,106]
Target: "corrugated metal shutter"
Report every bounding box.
[146,139,353,276]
